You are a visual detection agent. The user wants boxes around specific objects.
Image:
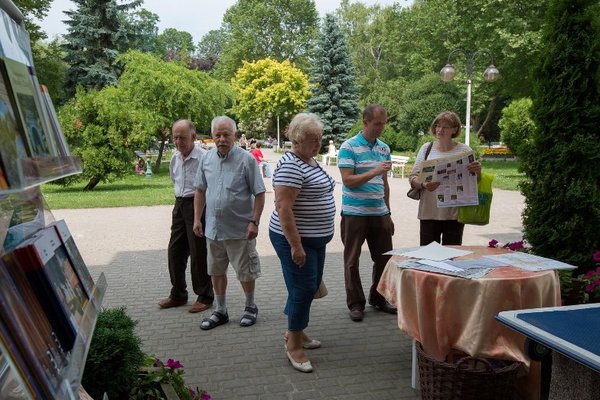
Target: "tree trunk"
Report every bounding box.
[153,128,168,174]
[477,95,500,142]
[83,177,100,191]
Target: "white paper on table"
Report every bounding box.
[400,241,472,261]
[484,252,577,271]
[383,247,420,256]
[448,258,507,269]
[416,259,464,272]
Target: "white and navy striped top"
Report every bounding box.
[269,152,336,238]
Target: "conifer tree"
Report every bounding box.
[307,14,360,147]
[62,0,141,96]
[521,0,600,271]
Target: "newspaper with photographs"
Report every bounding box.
[418,149,478,208]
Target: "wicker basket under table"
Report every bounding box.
[416,342,522,400]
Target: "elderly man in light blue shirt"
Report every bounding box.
[193,116,266,330]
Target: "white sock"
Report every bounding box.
[215,294,227,314]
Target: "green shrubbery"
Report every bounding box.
[82,307,145,400]
[498,98,536,157]
[521,0,600,272]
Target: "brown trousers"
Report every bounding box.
[340,214,393,310]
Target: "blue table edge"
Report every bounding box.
[496,303,600,373]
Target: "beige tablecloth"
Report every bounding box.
[377,246,561,365]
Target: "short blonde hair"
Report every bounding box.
[287,113,324,143]
[430,111,461,138]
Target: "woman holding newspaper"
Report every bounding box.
[408,111,481,245]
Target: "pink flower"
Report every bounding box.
[595,279,600,286]
[488,239,498,248]
[508,241,524,251]
[189,388,197,398]
[585,270,596,279]
[165,358,184,369]
[593,251,600,262]
[201,393,213,400]
[586,283,595,292]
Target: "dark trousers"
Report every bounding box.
[167,197,213,304]
[419,219,465,246]
[340,214,393,310]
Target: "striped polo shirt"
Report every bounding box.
[338,132,391,216]
[269,152,336,237]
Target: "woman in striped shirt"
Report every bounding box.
[269,113,336,373]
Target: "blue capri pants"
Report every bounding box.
[269,230,333,331]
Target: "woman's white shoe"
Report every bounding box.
[285,351,313,373]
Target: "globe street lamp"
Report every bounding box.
[267,111,289,151]
[440,49,500,145]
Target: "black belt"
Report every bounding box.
[175,196,194,201]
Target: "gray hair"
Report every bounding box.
[287,113,324,143]
[211,116,237,133]
[173,119,195,133]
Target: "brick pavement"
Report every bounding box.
[54,148,525,399]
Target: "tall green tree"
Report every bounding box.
[62,0,141,96]
[121,8,159,53]
[521,0,600,271]
[214,0,319,80]
[307,14,359,147]
[230,58,309,135]
[153,28,195,57]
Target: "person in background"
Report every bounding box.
[269,113,336,373]
[251,142,272,178]
[193,116,266,330]
[408,111,481,245]
[159,119,213,313]
[338,104,396,322]
[239,133,248,150]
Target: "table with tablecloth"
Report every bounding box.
[377,246,561,398]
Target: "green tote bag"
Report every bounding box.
[458,172,494,225]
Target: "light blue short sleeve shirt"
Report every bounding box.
[338,132,391,216]
[194,146,266,240]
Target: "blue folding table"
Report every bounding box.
[496,303,600,373]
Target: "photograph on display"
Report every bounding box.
[13,227,89,338]
[2,58,50,157]
[417,150,479,208]
[51,220,94,296]
[0,9,31,65]
[0,257,67,398]
[0,66,26,187]
[10,234,78,352]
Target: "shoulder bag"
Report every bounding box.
[407,142,433,200]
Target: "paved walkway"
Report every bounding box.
[54,148,525,399]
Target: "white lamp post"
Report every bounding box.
[268,110,289,151]
[440,49,500,145]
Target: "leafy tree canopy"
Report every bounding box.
[230,58,310,135]
[153,27,195,57]
[214,0,319,80]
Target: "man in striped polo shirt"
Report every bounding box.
[338,104,397,322]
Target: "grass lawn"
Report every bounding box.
[481,160,524,191]
[42,165,175,209]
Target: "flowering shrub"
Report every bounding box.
[131,356,212,400]
[573,251,600,303]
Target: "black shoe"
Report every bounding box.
[370,301,397,314]
[349,308,364,322]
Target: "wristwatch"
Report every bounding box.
[250,219,259,226]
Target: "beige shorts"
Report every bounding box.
[206,238,261,281]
